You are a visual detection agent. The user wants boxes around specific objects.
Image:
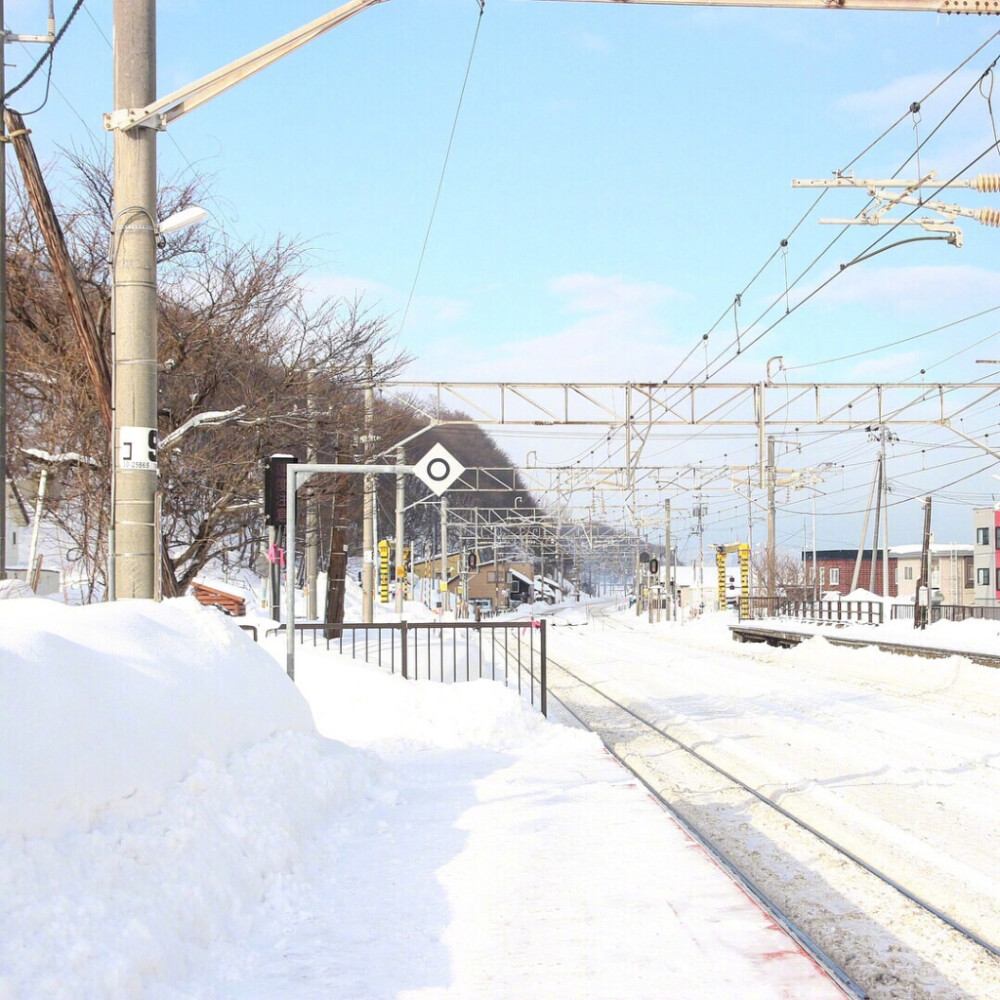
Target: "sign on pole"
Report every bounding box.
[413,443,465,496]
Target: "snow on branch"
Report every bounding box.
[21,448,99,467]
[160,407,246,449]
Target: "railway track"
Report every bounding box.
[537,631,1000,1000]
[728,622,1000,668]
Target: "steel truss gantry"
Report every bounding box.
[383,380,1000,521]
[385,380,1000,435]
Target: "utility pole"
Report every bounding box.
[881,429,891,600]
[112,0,158,599]
[917,496,932,629]
[665,499,672,622]
[766,436,776,606]
[361,353,374,622]
[868,454,883,594]
[395,445,405,614]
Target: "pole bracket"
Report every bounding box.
[103,108,166,132]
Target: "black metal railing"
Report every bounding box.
[268,620,547,716]
[741,597,884,625]
[891,603,1000,624]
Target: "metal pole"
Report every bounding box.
[440,496,448,616]
[112,0,158,599]
[881,431,891,600]
[766,436,776,604]
[361,354,374,622]
[305,368,318,619]
[286,466,297,680]
[665,499,672,621]
[395,444,405,614]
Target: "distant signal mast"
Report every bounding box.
[791,171,1000,247]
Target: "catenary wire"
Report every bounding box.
[397,0,485,341]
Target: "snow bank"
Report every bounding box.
[0,597,313,838]
[297,656,552,753]
[1,598,386,996]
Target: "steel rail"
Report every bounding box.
[544,648,1000,964]
[539,659,865,999]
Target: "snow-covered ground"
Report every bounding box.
[544,608,1000,998]
[3,590,999,998]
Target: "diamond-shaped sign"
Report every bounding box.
[413,443,465,496]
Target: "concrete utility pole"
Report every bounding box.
[111,0,158,599]
[868,455,883,593]
[395,445,405,614]
[361,354,374,622]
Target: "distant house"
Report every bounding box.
[803,550,894,598]
[805,544,974,604]
[891,543,973,606]
[409,555,536,610]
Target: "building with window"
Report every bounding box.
[973,506,1000,607]
[804,550,895,598]
[805,543,974,604]
[889,544,974,605]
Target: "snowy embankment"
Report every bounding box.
[1,596,845,999]
[1,598,384,996]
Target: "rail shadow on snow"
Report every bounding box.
[592,710,988,1000]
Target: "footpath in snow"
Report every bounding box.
[1,595,843,999]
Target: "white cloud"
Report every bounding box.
[568,30,610,53]
[816,264,1000,313]
[846,350,923,379]
[406,272,685,381]
[835,72,948,125]
[549,272,681,315]
[304,273,394,304]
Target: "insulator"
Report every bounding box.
[978,206,1000,228]
[975,173,1000,193]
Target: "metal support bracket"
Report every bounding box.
[103,108,167,132]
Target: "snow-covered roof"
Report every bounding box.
[889,544,974,557]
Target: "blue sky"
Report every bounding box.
[7,0,1000,558]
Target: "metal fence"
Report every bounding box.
[890,603,1000,624]
[742,597,1000,627]
[741,597,884,625]
[271,620,547,716]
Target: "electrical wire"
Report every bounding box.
[667,34,1000,391]
[782,304,1000,372]
[397,0,485,341]
[3,0,87,103]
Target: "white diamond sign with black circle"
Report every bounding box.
[413,443,465,496]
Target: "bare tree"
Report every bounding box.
[5,150,407,597]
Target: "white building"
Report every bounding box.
[973,506,1000,607]
[889,543,974,605]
